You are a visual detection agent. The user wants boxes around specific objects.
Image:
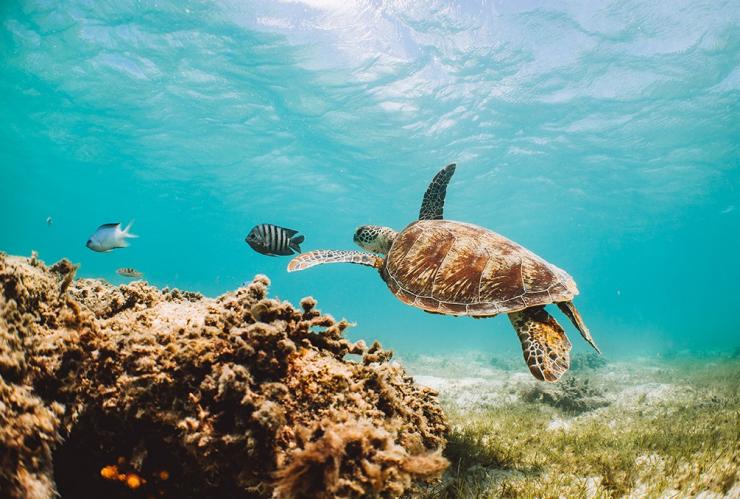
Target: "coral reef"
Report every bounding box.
[0,253,448,498]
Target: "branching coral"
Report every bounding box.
[0,253,448,498]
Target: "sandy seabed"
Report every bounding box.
[403,350,739,498]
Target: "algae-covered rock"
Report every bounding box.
[570,352,607,372]
[0,253,448,498]
[521,374,609,414]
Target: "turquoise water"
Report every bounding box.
[1,0,738,359]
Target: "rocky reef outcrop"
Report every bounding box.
[0,253,448,498]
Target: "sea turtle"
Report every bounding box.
[287,164,600,381]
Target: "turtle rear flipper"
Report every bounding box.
[557,301,601,354]
[509,307,571,382]
[419,163,456,220]
[287,250,383,272]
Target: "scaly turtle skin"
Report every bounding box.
[288,164,600,382]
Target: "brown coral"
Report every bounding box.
[0,253,448,498]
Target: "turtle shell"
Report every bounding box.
[380,220,578,316]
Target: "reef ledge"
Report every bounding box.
[0,252,448,498]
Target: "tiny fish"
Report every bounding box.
[117,267,143,279]
[245,224,304,256]
[86,221,137,252]
[46,216,53,225]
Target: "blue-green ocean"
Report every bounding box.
[1,0,738,360]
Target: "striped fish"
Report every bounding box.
[245,224,304,256]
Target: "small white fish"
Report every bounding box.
[46,216,53,225]
[116,267,143,278]
[86,221,137,252]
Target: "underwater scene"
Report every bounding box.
[1,0,738,497]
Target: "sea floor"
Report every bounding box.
[399,351,740,498]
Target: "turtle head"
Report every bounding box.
[353,225,397,255]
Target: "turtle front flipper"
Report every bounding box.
[557,301,601,354]
[419,163,456,220]
[509,306,572,382]
[287,250,383,272]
